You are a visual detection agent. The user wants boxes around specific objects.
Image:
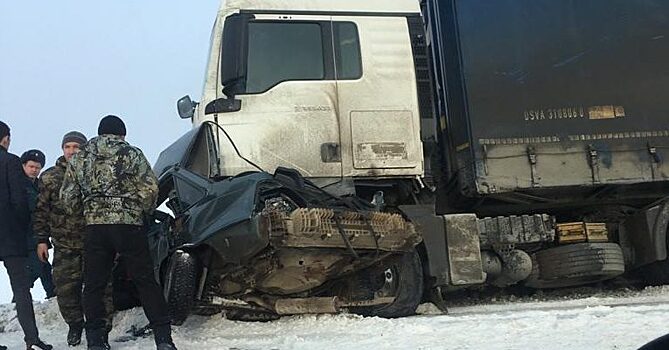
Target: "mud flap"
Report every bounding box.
[620,199,669,268]
[444,214,485,285]
[399,206,484,286]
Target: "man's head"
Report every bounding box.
[98,115,126,140]
[20,149,46,179]
[0,121,10,150]
[62,131,87,161]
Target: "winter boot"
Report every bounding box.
[67,324,84,346]
[85,327,110,350]
[153,324,174,349]
[87,344,110,350]
[0,345,7,350]
[26,339,53,350]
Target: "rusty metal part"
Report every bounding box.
[557,223,587,243]
[557,222,609,244]
[267,208,421,251]
[273,297,340,315]
[585,223,609,242]
[213,295,396,316]
[340,297,396,308]
[272,296,398,315]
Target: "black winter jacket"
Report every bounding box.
[0,146,29,258]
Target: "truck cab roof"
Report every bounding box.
[219,0,420,16]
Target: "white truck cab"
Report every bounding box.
[179,0,430,197]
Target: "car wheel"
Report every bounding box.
[162,250,198,325]
[349,250,423,318]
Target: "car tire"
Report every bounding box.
[349,250,423,318]
[525,242,625,289]
[162,250,199,325]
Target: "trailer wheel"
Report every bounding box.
[349,250,423,318]
[525,243,625,289]
[162,250,199,325]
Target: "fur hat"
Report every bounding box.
[20,149,46,167]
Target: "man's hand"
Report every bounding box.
[37,243,50,263]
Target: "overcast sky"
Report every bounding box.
[0,1,219,302]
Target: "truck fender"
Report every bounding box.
[399,205,451,286]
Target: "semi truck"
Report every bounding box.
[155,0,669,319]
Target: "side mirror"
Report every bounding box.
[204,98,241,115]
[177,95,198,119]
[221,13,251,97]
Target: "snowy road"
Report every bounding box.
[2,287,669,349]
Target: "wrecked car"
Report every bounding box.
[146,124,423,324]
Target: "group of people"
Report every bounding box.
[0,116,177,350]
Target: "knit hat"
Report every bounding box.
[98,115,126,136]
[20,149,46,167]
[0,121,10,140]
[62,131,87,147]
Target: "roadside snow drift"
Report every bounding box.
[2,287,669,349]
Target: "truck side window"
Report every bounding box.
[246,22,325,93]
[333,22,362,80]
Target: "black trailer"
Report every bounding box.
[424,0,669,216]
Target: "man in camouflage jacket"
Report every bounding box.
[60,115,176,350]
[34,131,114,346]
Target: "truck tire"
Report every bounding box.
[162,250,199,325]
[349,250,423,318]
[525,243,625,289]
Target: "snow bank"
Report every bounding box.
[1,287,668,349]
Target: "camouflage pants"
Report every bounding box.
[53,247,114,329]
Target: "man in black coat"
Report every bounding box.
[20,149,55,298]
[0,121,52,350]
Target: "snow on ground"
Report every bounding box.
[1,287,669,349]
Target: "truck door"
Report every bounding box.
[331,16,424,178]
[216,15,343,179]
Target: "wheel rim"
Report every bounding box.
[375,266,400,298]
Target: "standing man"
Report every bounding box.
[34,131,114,346]
[60,115,176,350]
[20,149,56,298]
[0,121,52,350]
